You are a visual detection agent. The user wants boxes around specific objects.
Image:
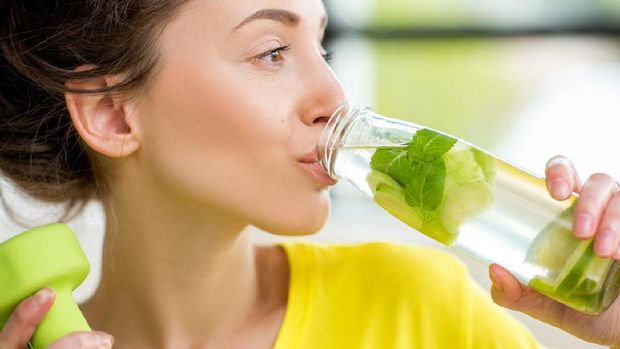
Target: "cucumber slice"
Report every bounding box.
[528,237,590,289]
[525,206,578,273]
[419,219,458,246]
[374,185,424,230]
[367,170,403,194]
[443,149,487,186]
[526,206,608,305]
[554,241,595,298]
[573,278,599,296]
[368,139,495,246]
[572,250,612,296]
[439,180,494,234]
[534,277,604,312]
[528,277,556,295]
[437,149,495,234]
[471,148,497,184]
[370,171,457,245]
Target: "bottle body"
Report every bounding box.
[318,103,620,314]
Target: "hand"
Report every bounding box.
[0,288,114,349]
[489,155,620,348]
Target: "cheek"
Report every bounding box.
[136,61,331,234]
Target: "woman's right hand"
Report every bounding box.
[0,288,113,349]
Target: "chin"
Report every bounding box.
[255,195,331,236]
[257,212,330,237]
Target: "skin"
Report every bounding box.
[0,0,619,348]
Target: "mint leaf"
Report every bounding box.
[404,158,446,212]
[369,129,453,219]
[370,146,414,186]
[408,129,457,163]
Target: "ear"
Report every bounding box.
[65,72,140,158]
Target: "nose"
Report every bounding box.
[299,57,347,126]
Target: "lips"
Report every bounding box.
[298,150,338,186]
[298,151,320,164]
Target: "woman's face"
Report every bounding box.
[132,0,346,235]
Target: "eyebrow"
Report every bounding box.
[232,8,328,32]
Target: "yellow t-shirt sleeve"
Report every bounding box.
[275,241,543,349]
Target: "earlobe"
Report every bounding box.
[64,74,140,158]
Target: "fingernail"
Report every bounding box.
[489,267,504,293]
[551,178,571,199]
[33,288,51,306]
[574,213,593,238]
[596,229,616,257]
[95,332,113,346]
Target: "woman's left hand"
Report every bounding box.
[489,155,620,348]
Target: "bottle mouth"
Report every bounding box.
[317,102,366,180]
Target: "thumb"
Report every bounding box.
[489,264,571,327]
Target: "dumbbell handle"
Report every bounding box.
[30,286,91,349]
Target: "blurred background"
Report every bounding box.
[1,1,620,348]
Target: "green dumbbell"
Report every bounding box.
[0,223,91,348]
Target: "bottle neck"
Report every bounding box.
[318,102,369,181]
[318,103,424,181]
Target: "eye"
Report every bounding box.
[256,45,290,66]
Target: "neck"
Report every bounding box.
[81,172,285,348]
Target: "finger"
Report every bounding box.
[573,173,618,240]
[46,331,114,349]
[0,288,54,349]
[545,155,582,200]
[489,264,569,327]
[597,189,620,259]
[488,264,616,343]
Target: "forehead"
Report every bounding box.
[182,0,327,30]
[156,0,327,59]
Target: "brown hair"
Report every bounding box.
[0,0,185,220]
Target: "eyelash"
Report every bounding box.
[255,45,335,66]
[256,45,291,65]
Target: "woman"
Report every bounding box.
[1,0,620,348]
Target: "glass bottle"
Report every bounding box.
[318,102,620,314]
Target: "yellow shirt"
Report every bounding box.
[273,241,541,349]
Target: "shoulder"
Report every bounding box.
[282,241,471,300]
[279,241,542,348]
